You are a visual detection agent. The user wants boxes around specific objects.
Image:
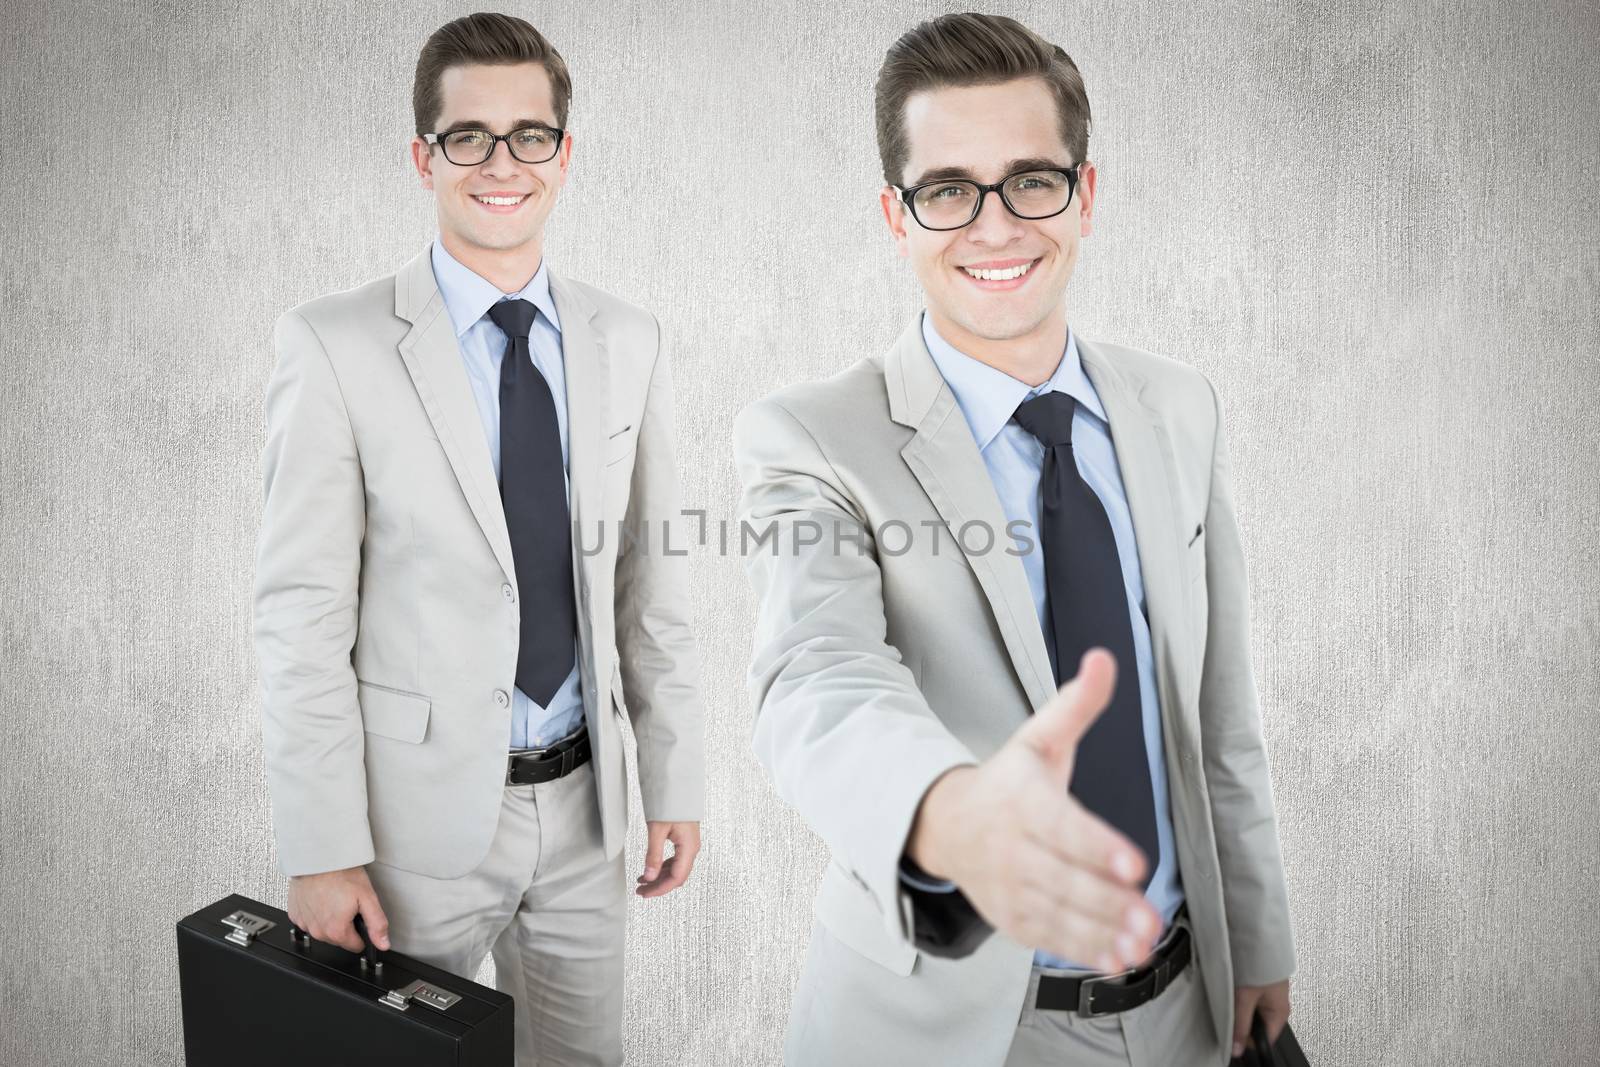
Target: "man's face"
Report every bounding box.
[881,77,1096,350]
[410,62,572,256]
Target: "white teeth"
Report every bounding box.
[474,195,525,206]
[961,261,1034,281]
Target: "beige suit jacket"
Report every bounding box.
[254,243,704,881]
[733,317,1295,1065]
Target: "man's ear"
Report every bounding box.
[879,186,911,259]
[556,129,574,187]
[411,137,435,190]
[1076,160,1096,238]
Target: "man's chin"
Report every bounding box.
[945,305,1052,346]
[455,225,537,254]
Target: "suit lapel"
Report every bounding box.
[394,245,516,584]
[886,320,1058,713]
[1076,337,1200,737]
[548,270,607,596]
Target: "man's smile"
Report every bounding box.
[470,190,530,213]
[956,255,1043,290]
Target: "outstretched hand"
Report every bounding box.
[906,648,1161,969]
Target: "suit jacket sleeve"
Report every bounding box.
[733,396,980,949]
[253,309,373,878]
[613,313,706,822]
[1198,376,1297,986]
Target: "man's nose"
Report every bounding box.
[480,138,521,176]
[964,188,1026,245]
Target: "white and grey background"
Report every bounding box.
[2,1,1596,1063]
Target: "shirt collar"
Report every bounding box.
[920,311,1105,452]
[429,237,562,339]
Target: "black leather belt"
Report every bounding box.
[506,727,592,786]
[1036,910,1192,1016]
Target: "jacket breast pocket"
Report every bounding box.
[814,861,917,977]
[604,424,636,467]
[1186,520,1206,585]
[357,680,431,744]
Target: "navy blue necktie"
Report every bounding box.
[487,298,576,706]
[1013,390,1160,888]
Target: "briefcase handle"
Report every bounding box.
[287,912,385,975]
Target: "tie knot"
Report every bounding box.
[1012,390,1077,447]
[487,297,537,340]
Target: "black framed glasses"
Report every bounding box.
[894,164,1081,231]
[423,125,565,166]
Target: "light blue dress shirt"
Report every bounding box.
[429,238,587,750]
[907,311,1185,971]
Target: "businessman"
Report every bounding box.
[253,13,704,1065]
[734,14,1294,1066]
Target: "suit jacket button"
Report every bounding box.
[494,689,509,707]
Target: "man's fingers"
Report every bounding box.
[1258,988,1291,1043]
[1005,885,1141,971]
[635,854,681,897]
[671,839,700,885]
[1014,850,1157,950]
[1015,648,1118,776]
[1029,793,1149,887]
[639,823,669,882]
[1233,988,1264,1055]
[331,915,366,953]
[1006,838,1160,965]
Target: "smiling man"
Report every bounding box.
[253,13,704,1065]
[734,13,1294,1066]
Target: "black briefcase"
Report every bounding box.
[176,892,513,1066]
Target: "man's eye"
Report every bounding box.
[1011,173,1063,191]
[450,130,490,146]
[513,129,555,146]
[928,184,970,200]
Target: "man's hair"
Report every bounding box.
[412,12,573,136]
[874,13,1091,187]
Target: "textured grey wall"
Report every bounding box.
[2,0,1597,1064]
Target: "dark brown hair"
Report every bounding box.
[412,12,573,136]
[874,13,1091,186]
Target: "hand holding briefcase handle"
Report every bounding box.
[1228,1010,1311,1067]
[287,908,384,975]
[287,864,393,953]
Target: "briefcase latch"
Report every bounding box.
[380,979,463,1014]
[221,910,277,948]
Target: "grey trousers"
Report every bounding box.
[364,759,626,1067]
[1003,907,1226,1066]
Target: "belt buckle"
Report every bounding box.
[1076,973,1115,1016]
[1076,921,1183,1016]
[1076,953,1166,1016]
[507,744,553,785]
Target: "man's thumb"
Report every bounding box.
[359,891,391,951]
[1016,648,1117,774]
